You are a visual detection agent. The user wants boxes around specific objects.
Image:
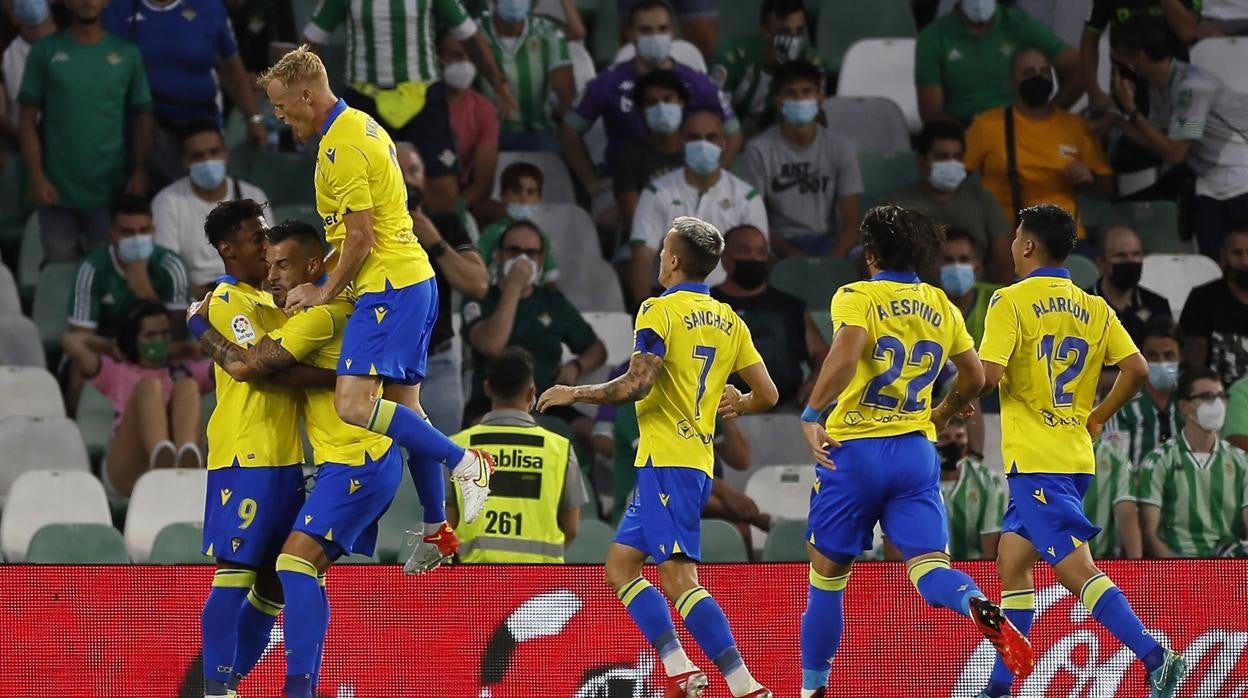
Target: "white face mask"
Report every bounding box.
[1196,398,1226,433]
[442,61,477,91]
[501,254,542,286]
[962,0,996,22]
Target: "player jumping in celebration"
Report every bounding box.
[797,205,1033,698]
[539,216,778,698]
[975,204,1186,698]
[257,47,495,574]
[194,200,335,698]
[188,221,405,698]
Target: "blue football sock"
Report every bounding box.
[408,421,448,524]
[801,567,848,692]
[909,557,981,618]
[315,574,329,683]
[986,589,1034,696]
[676,588,738,672]
[201,568,254,693]
[276,554,328,698]
[1081,574,1162,670]
[368,399,465,466]
[616,577,683,659]
[229,588,282,689]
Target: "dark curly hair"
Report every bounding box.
[1018,203,1077,263]
[860,204,946,275]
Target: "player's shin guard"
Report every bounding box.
[801,567,848,693]
[408,418,448,526]
[617,577,693,675]
[676,586,759,696]
[202,568,255,695]
[229,588,283,689]
[1080,573,1164,671]
[368,399,465,467]
[276,554,328,698]
[908,557,981,618]
[985,589,1034,697]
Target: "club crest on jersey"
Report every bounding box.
[231,314,256,343]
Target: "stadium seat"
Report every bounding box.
[770,256,858,311]
[148,522,211,564]
[31,262,77,356]
[564,311,633,373]
[612,38,709,73]
[1,470,111,562]
[700,519,748,562]
[762,518,810,562]
[1063,254,1099,290]
[809,310,833,343]
[1191,37,1248,95]
[743,463,817,551]
[0,315,45,368]
[532,204,605,269]
[823,97,912,155]
[77,383,114,463]
[0,158,24,246]
[981,412,1003,474]
[564,518,614,563]
[735,414,812,467]
[560,250,626,313]
[1107,201,1193,254]
[271,204,322,229]
[17,213,42,302]
[376,467,424,564]
[320,41,349,95]
[569,40,597,95]
[0,416,89,508]
[25,522,129,563]
[1141,254,1222,317]
[837,38,921,132]
[124,469,208,562]
[0,264,18,316]
[858,151,921,210]
[228,147,316,208]
[716,0,763,46]
[493,151,578,205]
[590,0,621,65]
[0,367,63,419]
[816,0,917,75]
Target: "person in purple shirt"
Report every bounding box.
[559,0,740,199]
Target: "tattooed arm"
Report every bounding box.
[537,352,663,410]
[198,327,298,382]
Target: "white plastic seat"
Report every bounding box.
[1141,254,1222,317]
[823,96,911,155]
[0,315,44,368]
[837,38,921,133]
[735,413,809,467]
[1,470,111,562]
[612,39,707,73]
[0,366,65,419]
[563,311,633,370]
[492,151,578,205]
[743,463,818,551]
[1191,37,1248,95]
[568,39,597,95]
[124,468,208,562]
[0,416,89,508]
[0,263,18,316]
[982,412,1003,476]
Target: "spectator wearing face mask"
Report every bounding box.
[935,417,1007,561]
[739,60,861,258]
[887,120,1013,283]
[1105,316,1184,467]
[615,68,689,231]
[1223,371,1248,452]
[1180,229,1248,383]
[709,0,821,136]
[938,227,1000,348]
[1138,368,1248,557]
[711,224,827,407]
[478,161,558,284]
[439,31,501,223]
[1085,224,1172,345]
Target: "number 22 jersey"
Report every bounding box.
[979,268,1138,475]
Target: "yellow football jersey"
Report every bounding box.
[633,284,763,477]
[979,268,1139,475]
[267,298,392,466]
[825,271,976,443]
[205,277,304,469]
[315,99,434,296]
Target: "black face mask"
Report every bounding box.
[730,259,768,290]
[1108,261,1142,290]
[1231,267,1248,288]
[406,185,424,211]
[938,441,963,471]
[1018,75,1054,108]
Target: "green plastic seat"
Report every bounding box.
[25,523,129,563]
[816,0,916,75]
[149,522,211,564]
[809,309,833,343]
[565,518,614,563]
[271,204,323,229]
[770,256,858,311]
[228,147,316,208]
[1064,254,1100,290]
[376,465,425,563]
[591,0,621,66]
[77,383,114,464]
[762,519,810,562]
[31,262,77,356]
[719,0,764,46]
[0,157,26,246]
[700,519,748,562]
[859,151,921,210]
[1108,200,1191,254]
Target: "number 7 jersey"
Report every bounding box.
[979,268,1138,475]
[825,271,974,444]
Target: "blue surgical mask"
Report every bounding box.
[118,234,154,263]
[189,159,227,190]
[495,0,530,22]
[14,0,49,25]
[637,33,673,64]
[644,102,683,134]
[507,202,539,221]
[781,98,819,125]
[928,159,967,192]
[1148,361,1180,390]
[940,262,976,296]
[684,140,722,175]
[961,0,996,22]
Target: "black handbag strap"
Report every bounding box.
[1004,106,1023,224]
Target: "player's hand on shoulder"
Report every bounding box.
[285,282,325,313]
[801,421,839,469]
[187,290,213,323]
[537,384,576,411]
[717,385,747,420]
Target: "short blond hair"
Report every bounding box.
[257,44,327,89]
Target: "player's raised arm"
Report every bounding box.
[538,351,664,409]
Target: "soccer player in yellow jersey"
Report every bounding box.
[189,220,403,698]
[539,217,778,698]
[976,204,1186,698]
[187,200,336,698]
[257,47,495,575]
[795,206,1032,698]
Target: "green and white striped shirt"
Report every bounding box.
[1137,433,1248,557]
[1104,390,1183,468]
[941,458,1007,561]
[1083,438,1134,559]
[305,0,477,87]
[478,12,569,134]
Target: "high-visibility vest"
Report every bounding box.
[451,423,571,563]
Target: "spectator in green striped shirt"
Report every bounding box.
[1138,368,1248,557]
[1104,315,1184,467]
[936,419,1007,560]
[1083,435,1142,559]
[478,0,576,152]
[1224,373,1248,452]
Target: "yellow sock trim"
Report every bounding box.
[1079,573,1115,611]
[675,586,712,619]
[318,573,327,588]
[617,577,652,607]
[247,589,283,617]
[1001,589,1035,611]
[809,567,850,592]
[212,568,257,589]
[275,553,319,578]
[368,399,397,433]
[906,557,950,587]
